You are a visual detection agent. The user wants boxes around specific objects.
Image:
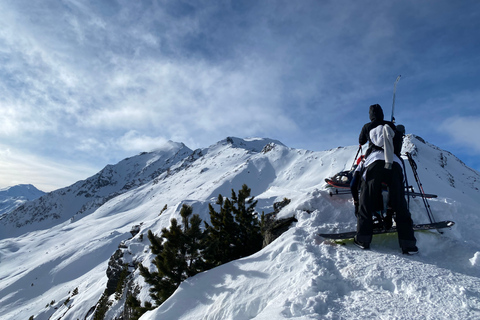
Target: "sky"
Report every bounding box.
[0,0,479,192]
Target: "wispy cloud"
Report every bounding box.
[0,144,99,192]
[1,0,480,190]
[443,116,480,153]
[115,131,170,152]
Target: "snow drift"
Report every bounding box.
[0,135,479,320]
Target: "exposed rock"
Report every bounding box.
[130,225,141,238]
[262,198,297,247]
[105,249,127,296]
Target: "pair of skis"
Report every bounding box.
[319,220,455,240]
[327,187,437,200]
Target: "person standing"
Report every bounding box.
[354,104,418,254]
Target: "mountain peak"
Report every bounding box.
[149,140,188,153]
[0,184,45,199]
[221,136,286,152]
[0,184,45,216]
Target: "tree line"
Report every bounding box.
[128,184,263,317]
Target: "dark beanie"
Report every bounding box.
[369,104,384,122]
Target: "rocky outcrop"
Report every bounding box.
[262,198,297,247]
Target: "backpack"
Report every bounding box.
[369,123,405,169]
[393,124,405,157]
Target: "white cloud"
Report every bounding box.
[1,0,479,186]
[443,117,480,153]
[115,131,170,152]
[74,54,297,141]
[76,138,108,153]
[0,1,404,147]
[0,144,99,192]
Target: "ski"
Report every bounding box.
[327,188,437,199]
[325,178,350,189]
[391,75,401,122]
[318,220,454,240]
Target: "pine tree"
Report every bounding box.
[138,229,177,305]
[231,184,262,258]
[139,204,205,305]
[202,194,238,266]
[126,295,154,320]
[181,205,205,276]
[139,187,263,307]
[203,184,262,266]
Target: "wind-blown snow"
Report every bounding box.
[1,135,479,320]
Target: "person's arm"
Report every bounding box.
[359,124,369,145]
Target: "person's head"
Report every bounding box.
[369,104,384,122]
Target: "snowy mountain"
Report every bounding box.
[0,184,45,216]
[0,135,479,320]
[0,140,192,238]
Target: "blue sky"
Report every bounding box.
[1,0,479,191]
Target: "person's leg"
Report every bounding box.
[356,161,384,246]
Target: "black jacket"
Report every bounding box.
[359,104,400,157]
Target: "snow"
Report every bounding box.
[142,188,480,320]
[1,135,480,320]
[471,252,480,267]
[0,184,45,216]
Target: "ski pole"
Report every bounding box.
[406,153,438,228]
[401,155,411,210]
[350,145,363,170]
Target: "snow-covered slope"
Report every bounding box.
[0,140,191,238]
[0,184,45,216]
[0,135,479,320]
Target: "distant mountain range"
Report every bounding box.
[0,140,192,236]
[0,184,45,216]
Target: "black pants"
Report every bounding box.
[356,160,416,249]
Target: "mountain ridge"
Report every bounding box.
[0,135,479,320]
[0,141,192,237]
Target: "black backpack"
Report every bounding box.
[393,124,405,157]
